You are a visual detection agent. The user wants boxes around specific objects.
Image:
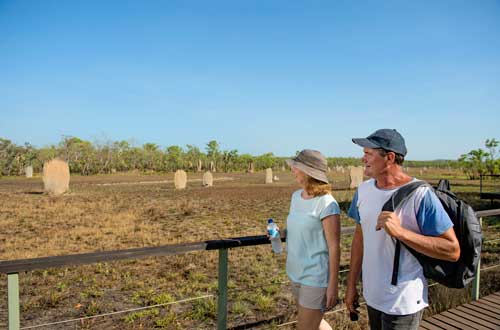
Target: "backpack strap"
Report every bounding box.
[391,239,402,286]
[382,180,428,286]
[382,181,427,212]
[437,179,451,191]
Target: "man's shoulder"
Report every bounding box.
[404,179,434,203]
[358,178,375,190]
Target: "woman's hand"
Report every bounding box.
[325,283,339,311]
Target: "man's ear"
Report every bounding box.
[386,151,396,165]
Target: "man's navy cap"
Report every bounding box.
[352,129,407,156]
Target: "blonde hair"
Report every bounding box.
[304,175,331,197]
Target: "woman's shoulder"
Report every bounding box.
[318,192,339,206]
[318,192,334,201]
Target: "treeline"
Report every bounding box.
[0,137,282,176]
[1,136,460,177]
[326,157,461,169]
[459,138,500,179]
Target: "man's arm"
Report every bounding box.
[377,211,460,261]
[345,224,363,313]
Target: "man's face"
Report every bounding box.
[362,148,388,178]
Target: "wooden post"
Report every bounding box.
[472,217,482,300]
[480,175,483,195]
[217,249,228,330]
[8,273,20,330]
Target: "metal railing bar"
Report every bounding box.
[0,241,208,274]
[0,228,356,274]
[0,237,269,274]
[2,232,495,276]
[476,209,500,218]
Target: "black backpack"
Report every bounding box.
[384,179,482,289]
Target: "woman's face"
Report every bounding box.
[291,166,307,187]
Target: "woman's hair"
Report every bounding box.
[304,175,331,197]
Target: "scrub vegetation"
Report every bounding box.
[0,136,467,177]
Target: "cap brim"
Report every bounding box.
[286,159,329,184]
[352,138,380,149]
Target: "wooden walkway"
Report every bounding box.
[420,292,500,330]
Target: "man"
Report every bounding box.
[345,129,460,330]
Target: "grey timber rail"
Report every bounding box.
[480,174,500,202]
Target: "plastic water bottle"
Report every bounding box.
[267,219,282,254]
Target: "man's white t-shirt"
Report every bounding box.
[348,178,453,315]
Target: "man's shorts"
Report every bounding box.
[290,282,327,310]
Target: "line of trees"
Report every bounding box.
[0,137,286,176]
[459,138,499,179]
[326,157,461,169]
[0,136,462,177]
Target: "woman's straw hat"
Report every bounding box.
[286,149,329,184]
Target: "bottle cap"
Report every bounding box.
[267,218,274,223]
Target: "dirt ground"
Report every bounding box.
[0,169,498,329]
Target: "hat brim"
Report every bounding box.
[352,138,381,149]
[286,159,329,184]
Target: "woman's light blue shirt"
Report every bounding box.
[286,190,340,287]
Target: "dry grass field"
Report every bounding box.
[0,169,499,329]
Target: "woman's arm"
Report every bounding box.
[322,214,341,309]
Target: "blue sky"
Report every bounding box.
[1,0,499,160]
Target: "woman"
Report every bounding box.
[285,149,341,330]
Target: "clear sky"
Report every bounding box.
[1,0,499,160]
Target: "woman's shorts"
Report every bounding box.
[290,282,327,310]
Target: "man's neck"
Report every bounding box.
[374,167,412,189]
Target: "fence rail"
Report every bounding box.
[480,174,500,201]
[0,227,355,275]
[1,209,499,330]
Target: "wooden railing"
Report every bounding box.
[1,210,499,330]
[480,174,500,201]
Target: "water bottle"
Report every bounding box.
[267,219,282,254]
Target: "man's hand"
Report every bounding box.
[345,284,359,315]
[376,211,404,238]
